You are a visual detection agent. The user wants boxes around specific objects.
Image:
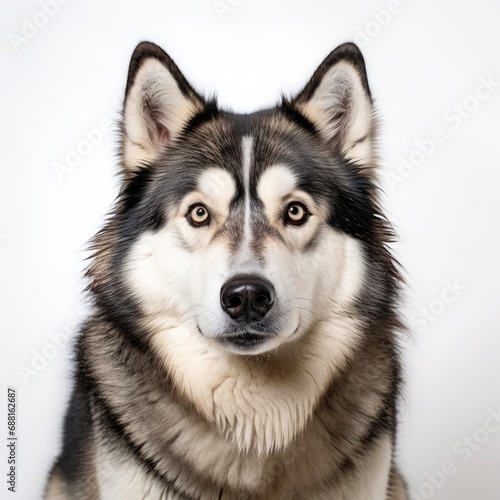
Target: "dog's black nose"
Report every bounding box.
[220,275,275,322]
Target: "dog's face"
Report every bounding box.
[90,42,391,357]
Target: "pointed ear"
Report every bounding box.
[292,43,375,166]
[121,42,204,173]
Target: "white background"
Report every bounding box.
[2,0,500,498]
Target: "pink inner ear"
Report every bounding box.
[156,122,171,145]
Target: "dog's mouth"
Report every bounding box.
[220,331,270,348]
[197,321,301,355]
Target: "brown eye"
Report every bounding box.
[188,204,210,225]
[285,202,309,225]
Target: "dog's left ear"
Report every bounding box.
[292,43,375,166]
[121,41,205,174]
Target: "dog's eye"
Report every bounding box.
[188,204,210,225]
[285,202,309,225]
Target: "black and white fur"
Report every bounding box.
[45,41,407,499]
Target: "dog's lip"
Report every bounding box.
[223,330,273,338]
[221,332,269,346]
[196,322,301,341]
[196,325,274,345]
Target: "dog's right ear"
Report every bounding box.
[121,42,204,174]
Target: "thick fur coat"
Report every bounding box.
[46,41,408,499]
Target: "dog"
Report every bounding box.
[45,41,408,499]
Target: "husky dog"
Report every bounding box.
[45,41,407,499]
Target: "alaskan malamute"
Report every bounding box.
[46,41,407,499]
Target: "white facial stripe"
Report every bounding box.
[241,136,253,253]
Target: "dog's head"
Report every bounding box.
[89,42,399,358]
